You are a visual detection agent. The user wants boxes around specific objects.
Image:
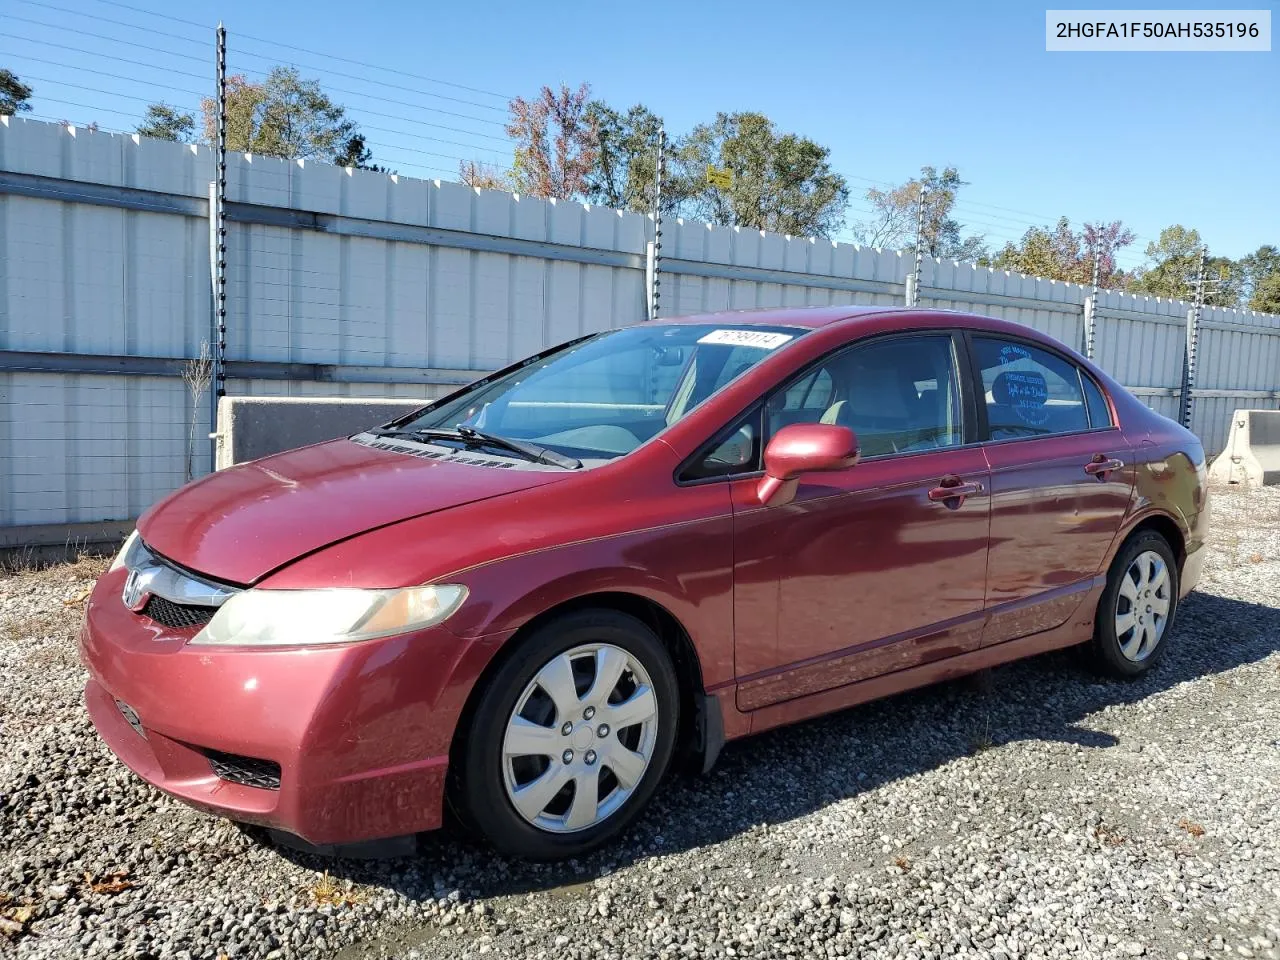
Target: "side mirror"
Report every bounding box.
[758,423,859,506]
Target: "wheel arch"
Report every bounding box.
[1124,511,1187,573]
[446,591,708,793]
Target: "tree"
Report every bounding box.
[583,102,678,213]
[136,103,196,143]
[0,68,33,116]
[1240,245,1280,313]
[332,133,393,173]
[459,159,514,191]
[505,82,598,200]
[674,112,849,238]
[1126,225,1241,307]
[853,166,986,258]
[1251,272,1280,314]
[983,218,1135,286]
[200,68,371,167]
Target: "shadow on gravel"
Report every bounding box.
[266,588,1280,903]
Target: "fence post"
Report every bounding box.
[1083,252,1100,360]
[646,128,666,320]
[1180,247,1206,429]
[1180,307,1199,429]
[208,22,228,469]
[905,184,927,307]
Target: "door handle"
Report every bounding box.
[1084,456,1124,478]
[928,479,983,503]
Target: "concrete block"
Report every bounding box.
[216,396,427,470]
[1208,408,1280,487]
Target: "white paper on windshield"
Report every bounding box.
[697,329,793,349]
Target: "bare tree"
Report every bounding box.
[459,159,514,191]
[506,83,598,200]
[183,341,213,481]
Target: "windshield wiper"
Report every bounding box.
[455,425,582,469]
[371,426,581,470]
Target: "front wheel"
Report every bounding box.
[1091,530,1179,677]
[452,609,679,860]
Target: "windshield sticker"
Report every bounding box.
[697,329,794,350]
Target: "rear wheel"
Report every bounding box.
[453,609,679,860]
[1091,530,1179,677]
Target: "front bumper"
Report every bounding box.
[80,566,495,846]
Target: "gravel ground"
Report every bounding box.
[2,486,1278,960]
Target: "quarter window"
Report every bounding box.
[1082,373,1113,427]
[972,337,1089,439]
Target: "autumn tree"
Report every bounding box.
[854,166,986,259]
[199,68,374,167]
[457,159,511,191]
[136,103,196,143]
[984,218,1135,286]
[1126,225,1241,307]
[674,112,849,238]
[505,82,598,200]
[0,68,33,116]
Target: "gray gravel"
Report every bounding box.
[2,485,1278,960]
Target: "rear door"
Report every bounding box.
[969,334,1134,646]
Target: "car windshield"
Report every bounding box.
[391,323,805,465]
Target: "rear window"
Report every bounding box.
[972,337,1089,439]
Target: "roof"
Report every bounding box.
[652,305,934,329]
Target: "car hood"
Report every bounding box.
[137,438,569,584]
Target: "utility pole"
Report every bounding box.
[905,184,928,307]
[208,22,228,469]
[645,128,666,320]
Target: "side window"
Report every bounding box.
[767,335,963,458]
[682,408,762,481]
[972,337,1088,439]
[1082,373,1113,427]
[779,368,833,412]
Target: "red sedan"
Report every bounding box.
[81,307,1209,860]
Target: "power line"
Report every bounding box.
[14,0,208,47]
[225,61,512,133]
[354,122,510,156]
[229,34,513,103]
[6,12,208,64]
[26,113,132,135]
[1,34,211,82]
[4,61,207,99]
[30,95,166,118]
[223,48,508,115]
[88,0,207,30]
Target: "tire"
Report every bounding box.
[1090,530,1180,678]
[452,609,680,860]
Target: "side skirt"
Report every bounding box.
[742,585,1101,739]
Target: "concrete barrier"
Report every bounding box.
[215,396,427,470]
[1208,409,1280,487]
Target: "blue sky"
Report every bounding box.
[4,0,1277,269]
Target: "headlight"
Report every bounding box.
[108,530,141,572]
[190,584,469,647]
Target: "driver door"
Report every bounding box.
[729,332,991,710]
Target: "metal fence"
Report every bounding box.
[2,116,1278,546]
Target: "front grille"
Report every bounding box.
[141,595,216,630]
[204,749,282,791]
